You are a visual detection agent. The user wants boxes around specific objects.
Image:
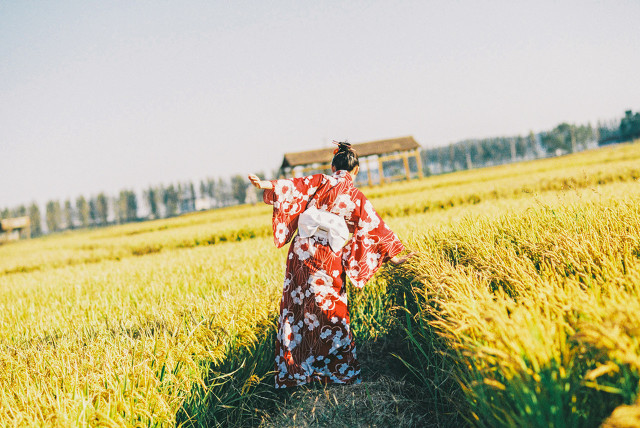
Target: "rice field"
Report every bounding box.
[1,141,639,426]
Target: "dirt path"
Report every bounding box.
[259,340,464,427]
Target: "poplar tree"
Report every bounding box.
[76,196,90,228]
[89,197,98,226]
[10,205,27,218]
[164,184,178,217]
[113,195,122,224]
[620,110,640,141]
[188,182,196,211]
[177,183,185,213]
[45,200,62,233]
[125,190,138,222]
[145,187,159,219]
[156,185,166,218]
[115,191,137,223]
[216,177,230,207]
[28,203,42,237]
[63,199,74,229]
[230,175,246,205]
[96,193,108,226]
[207,178,216,198]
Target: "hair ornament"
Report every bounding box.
[332,140,354,155]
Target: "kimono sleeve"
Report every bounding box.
[343,198,404,288]
[262,174,323,248]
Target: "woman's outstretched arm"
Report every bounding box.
[248,174,273,189]
[388,252,416,266]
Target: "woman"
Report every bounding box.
[248,142,412,388]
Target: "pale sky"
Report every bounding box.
[2,0,639,208]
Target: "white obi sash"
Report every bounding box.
[298,206,350,252]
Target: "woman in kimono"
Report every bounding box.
[248,142,412,388]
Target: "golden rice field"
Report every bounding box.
[1,141,639,427]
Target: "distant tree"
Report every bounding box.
[479,140,492,164]
[177,182,193,213]
[541,123,574,154]
[199,180,207,199]
[96,193,109,226]
[437,147,447,172]
[28,203,42,237]
[155,185,166,218]
[515,136,527,158]
[145,187,159,219]
[216,177,230,207]
[111,196,121,224]
[527,131,538,157]
[475,140,485,165]
[76,196,90,228]
[45,200,62,233]
[63,199,74,230]
[89,197,98,226]
[597,119,620,145]
[454,144,466,170]
[448,144,456,171]
[177,183,186,213]
[620,110,640,141]
[124,190,138,222]
[207,178,217,205]
[0,208,8,219]
[231,175,247,204]
[126,190,138,222]
[116,190,137,223]
[117,191,127,223]
[164,184,179,217]
[462,140,477,168]
[188,182,196,211]
[11,205,27,218]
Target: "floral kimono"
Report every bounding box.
[263,170,404,388]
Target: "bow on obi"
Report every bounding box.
[298,206,350,252]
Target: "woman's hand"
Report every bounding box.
[248,174,273,190]
[388,252,416,266]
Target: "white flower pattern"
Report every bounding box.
[331,194,356,218]
[293,237,316,261]
[275,222,289,244]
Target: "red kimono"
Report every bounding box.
[263,170,404,388]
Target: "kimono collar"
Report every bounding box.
[333,170,352,181]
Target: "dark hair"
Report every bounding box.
[331,142,359,172]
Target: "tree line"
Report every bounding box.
[1,174,265,237]
[419,109,639,175]
[2,109,639,237]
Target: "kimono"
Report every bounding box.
[263,170,404,388]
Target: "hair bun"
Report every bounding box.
[332,141,354,154]
[331,140,359,171]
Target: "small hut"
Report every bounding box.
[278,136,423,186]
[0,216,31,243]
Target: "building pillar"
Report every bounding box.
[403,152,411,180]
[377,156,385,185]
[415,149,424,178]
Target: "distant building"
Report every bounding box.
[0,216,31,244]
[278,136,423,186]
